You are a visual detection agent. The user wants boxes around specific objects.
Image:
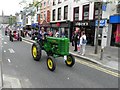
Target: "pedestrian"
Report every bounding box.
[55,29,59,37]
[77,30,81,53]
[71,31,75,46]
[74,27,79,51]
[80,31,87,56]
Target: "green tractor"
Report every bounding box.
[31,37,75,71]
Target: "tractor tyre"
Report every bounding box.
[32,43,41,61]
[65,54,75,67]
[47,56,56,71]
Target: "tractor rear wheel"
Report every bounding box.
[32,43,41,61]
[65,54,75,67]
[47,56,56,71]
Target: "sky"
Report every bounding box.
[0,0,33,16]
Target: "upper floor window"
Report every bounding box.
[58,7,61,20]
[47,0,50,5]
[58,0,62,4]
[53,0,56,6]
[74,7,79,21]
[94,2,102,19]
[44,2,46,6]
[52,9,56,21]
[83,4,89,20]
[64,5,68,20]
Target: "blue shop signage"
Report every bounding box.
[110,15,120,24]
[95,20,107,27]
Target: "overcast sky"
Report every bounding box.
[0,0,33,16]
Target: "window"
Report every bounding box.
[48,0,50,5]
[52,9,56,21]
[44,11,46,20]
[37,6,39,11]
[94,2,102,19]
[83,4,89,20]
[64,5,68,20]
[74,7,79,21]
[44,2,46,6]
[53,0,56,5]
[58,8,61,20]
[58,0,61,4]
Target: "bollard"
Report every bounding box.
[100,48,104,60]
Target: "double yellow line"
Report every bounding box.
[76,59,120,78]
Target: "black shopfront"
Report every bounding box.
[50,21,73,40]
[73,20,95,45]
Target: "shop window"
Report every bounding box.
[64,5,68,20]
[58,8,61,20]
[73,7,79,21]
[94,2,102,19]
[44,11,46,21]
[83,4,89,20]
[52,9,56,21]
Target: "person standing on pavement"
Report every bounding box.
[74,28,79,51]
[80,31,87,56]
[71,31,75,46]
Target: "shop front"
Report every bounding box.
[50,21,73,40]
[40,20,50,31]
[110,15,120,47]
[73,20,95,45]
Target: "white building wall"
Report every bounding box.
[102,3,117,19]
[89,2,94,20]
[51,0,72,22]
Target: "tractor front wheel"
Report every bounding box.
[65,54,75,67]
[32,43,41,61]
[47,56,56,71]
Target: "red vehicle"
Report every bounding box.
[9,30,22,42]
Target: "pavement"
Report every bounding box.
[22,36,120,71]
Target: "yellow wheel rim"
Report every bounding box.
[48,59,53,69]
[32,46,37,58]
[66,56,72,65]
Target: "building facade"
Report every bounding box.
[39,0,51,30]
[50,0,73,39]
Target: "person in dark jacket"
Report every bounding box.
[74,28,79,51]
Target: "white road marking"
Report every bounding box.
[67,77,69,80]
[4,50,6,53]
[23,40,33,45]
[4,42,7,44]
[7,36,9,37]
[8,48,15,53]
[7,59,11,63]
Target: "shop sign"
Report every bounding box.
[75,22,89,26]
[95,20,107,27]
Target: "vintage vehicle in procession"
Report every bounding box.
[9,30,22,42]
[31,35,75,71]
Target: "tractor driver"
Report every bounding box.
[38,27,48,41]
